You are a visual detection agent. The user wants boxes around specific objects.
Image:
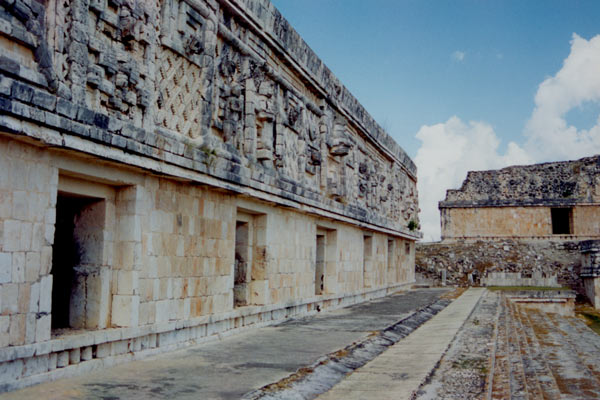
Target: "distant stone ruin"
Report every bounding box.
[440,155,600,241]
[418,156,600,307]
[0,0,419,391]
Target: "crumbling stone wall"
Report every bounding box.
[443,156,600,205]
[440,156,600,240]
[416,240,582,292]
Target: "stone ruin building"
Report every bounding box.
[0,0,420,391]
[417,155,600,308]
[440,155,600,242]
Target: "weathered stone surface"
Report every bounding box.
[0,0,419,236]
[0,0,418,391]
[416,240,582,290]
[440,156,600,241]
[442,155,600,207]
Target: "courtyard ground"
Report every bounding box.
[0,289,449,400]
[2,287,599,399]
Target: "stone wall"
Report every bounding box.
[440,205,600,240]
[415,240,582,291]
[0,0,418,391]
[441,155,600,206]
[0,0,419,236]
[581,240,600,308]
[0,136,416,391]
[439,156,600,241]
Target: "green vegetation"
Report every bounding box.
[408,220,420,231]
[575,303,600,336]
[451,357,487,375]
[580,312,600,335]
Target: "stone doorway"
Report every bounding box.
[387,239,394,270]
[234,220,251,307]
[315,233,325,295]
[51,193,106,331]
[363,235,373,288]
[551,207,572,235]
[233,210,269,307]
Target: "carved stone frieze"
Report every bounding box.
[48,0,161,126]
[244,73,277,165]
[213,45,244,149]
[24,0,419,233]
[156,48,210,139]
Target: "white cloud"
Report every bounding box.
[415,33,600,242]
[523,34,600,161]
[414,117,531,241]
[452,50,466,62]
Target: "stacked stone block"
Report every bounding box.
[440,156,600,241]
[0,0,419,391]
[0,139,55,347]
[140,180,236,324]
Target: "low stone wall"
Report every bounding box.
[416,240,582,291]
[481,272,559,287]
[505,289,576,316]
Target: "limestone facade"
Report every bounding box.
[0,0,418,391]
[440,156,600,241]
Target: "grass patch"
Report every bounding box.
[451,357,488,374]
[581,313,600,335]
[486,286,570,291]
[575,303,600,336]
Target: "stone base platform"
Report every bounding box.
[0,285,446,398]
[0,283,413,394]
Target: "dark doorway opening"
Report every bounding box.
[315,234,325,295]
[551,208,572,235]
[363,235,373,288]
[234,220,250,307]
[51,193,103,330]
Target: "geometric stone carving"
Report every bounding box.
[157,48,206,139]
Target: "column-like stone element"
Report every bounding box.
[69,348,81,365]
[111,186,145,327]
[581,240,600,309]
[56,351,69,368]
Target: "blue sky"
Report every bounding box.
[271,0,600,240]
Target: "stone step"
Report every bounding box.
[556,312,600,353]
[510,303,562,400]
[505,300,528,400]
[525,308,600,399]
[489,296,568,400]
[506,301,544,400]
[544,312,600,391]
[490,297,511,400]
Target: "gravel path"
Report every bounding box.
[414,290,498,399]
[417,290,600,400]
